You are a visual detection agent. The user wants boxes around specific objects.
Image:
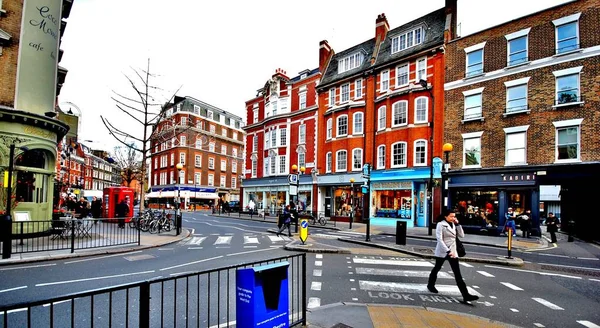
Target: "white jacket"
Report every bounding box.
[433,220,464,258]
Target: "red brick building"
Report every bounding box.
[149,96,244,209]
[242,68,320,215]
[315,3,455,228]
[443,0,600,238]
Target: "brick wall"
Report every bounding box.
[0,0,24,107]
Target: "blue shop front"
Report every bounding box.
[370,167,437,228]
[447,169,540,235]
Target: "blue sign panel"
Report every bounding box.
[236,262,289,328]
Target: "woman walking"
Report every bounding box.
[427,209,479,302]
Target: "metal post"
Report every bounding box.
[2,144,15,259]
[176,186,181,235]
[301,253,307,326]
[444,152,449,210]
[428,93,435,236]
[139,281,151,328]
[365,164,371,242]
[349,180,354,230]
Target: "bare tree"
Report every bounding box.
[113,142,143,188]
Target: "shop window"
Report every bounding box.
[14,150,49,204]
[373,190,412,220]
[453,190,499,228]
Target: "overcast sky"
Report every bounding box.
[57,0,571,152]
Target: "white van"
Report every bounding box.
[82,190,103,202]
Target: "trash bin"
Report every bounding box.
[396,221,406,245]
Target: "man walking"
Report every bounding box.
[116,199,129,229]
[276,204,293,237]
[546,212,559,244]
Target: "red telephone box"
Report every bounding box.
[103,186,135,222]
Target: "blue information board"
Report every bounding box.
[236,261,289,328]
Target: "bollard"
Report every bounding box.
[506,227,513,259]
[396,221,407,245]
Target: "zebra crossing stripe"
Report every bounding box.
[353,258,433,267]
[576,320,600,328]
[532,298,564,310]
[359,281,482,297]
[460,262,474,268]
[243,236,259,244]
[188,236,207,245]
[214,236,233,245]
[311,282,322,291]
[355,267,453,279]
[267,235,290,242]
[477,271,495,277]
[500,282,523,291]
[307,297,321,309]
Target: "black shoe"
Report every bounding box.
[463,294,479,302]
[427,285,438,293]
[288,234,292,237]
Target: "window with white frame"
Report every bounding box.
[396,63,409,87]
[265,131,270,148]
[391,27,423,53]
[280,128,287,146]
[353,112,363,134]
[553,13,580,54]
[233,131,238,140]
[271,129,276,147]
[299,92,307,109]
[231,177,237,189]
[195,155,201,167]
[253,109,258,123]
[414,140,427,166]
[415,97,428,124]
[355,79,363,98]
[326,118,332,139]
[463,87,484,120]
[341,83,350,103]
[391,142,407,167]
[195,139,202,149]
[505,77,530,113]
[380,70,389,91]
[378,106,386,130]
[352,149,362,171]
[195,173,201,185]
[337,52,364,74]
[221,159,226,171]
[209,143,215,152]
[161,155,167,168]
[337,115,348,137]
[377,145,386,169]
[264,158,268,176]
[207,111,214,120]
[279,155,286,174]
[179,169,185,184]
[253,135,258,152]
[210,125,215,133]
[220,176,226,187]
[181,117,187,126]
[232,161,237,173]
[221,145,227,155]
[154,173,157,185]
[270,155,276,175]
[462,131,483,167]
[298,152,306,169]
[336,150,347,172]
[180,136,186,146]
[208,157,215,169]
[208,174,214,186]
[329,88,336,107]
[221,128,227,137]
[299,124,306,144]
[251,159,257,177]
[465,42,485,77]
[392,101,407,126]
[196,120,203,130]
[505,28,530,66]
[170,171,174,184]
[170,153,174,166]
[416,58,427,82]
[154,158,158,169]
[553,118,582,162]
[160,172,167,185]
[553,66,582,105]
[326,152,332,173]
[232,148,238,158]
[504,125,529,165]
[272,101,278,116]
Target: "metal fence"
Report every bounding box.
[0,219,140,256]
[0,253,306,328]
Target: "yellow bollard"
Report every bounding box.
[507,227,513,259]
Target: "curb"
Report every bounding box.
[387,233,547,251]
[265,229,351,254]
[337,237,524,266]
[0,229,192,267]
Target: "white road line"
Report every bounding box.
[158,248,173,251]
[64,251,143,264]
[307,297,321,309]
[510,308,519,312]
[311,282,322,291]
[160,256,223,271]
[352,258,433,267]
[460,262,474,267]
[313,269,322,277]
[268,235,285,242]
[42,300,71,307]
[484,265,583,280]
[589,279,600,283]
[577,257,599,261]
[477,271,495,277]
[0,263,55,271]
[188,236,207,245]
[355,267,453,279]
[243,246,258,248]
[532,298,564,310]
[538,263,600,272]
[316,254,323,259]
[352,298,358,301]
[243,236,259,244]
[214,236,233,245]
[0,286,27,293]
[577,320,600,328]
[315,261,322,266]
[500,282,523,291]
[533,323,545,327]
[188,247,203,250]
[537,253,570,258]
[359,281,481,297]
[226,248,273,257]
[36,270,156,286]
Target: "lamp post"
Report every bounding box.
[2,144,16,259]
[419,79,435,236]
[442,143,453,211]
[175,163,183,235]
[349,178,354,230]
[362,164,371,242]
[290,164,304,233]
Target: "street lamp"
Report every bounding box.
[349,178,355,229]
[175,162,183,235]
[442,143,453,211]
[419,79,435,236]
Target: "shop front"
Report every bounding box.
[316,173,364,222]
[147,185,219,209]
[242,175,314,216]
[370,168,431,228]
[448,169,540,235]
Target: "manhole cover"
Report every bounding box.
[330,324,353,328]
[124,254,155,261]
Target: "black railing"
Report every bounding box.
[0,254,307,328]
[0,218,140,256]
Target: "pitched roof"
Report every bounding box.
[320,38,377,87]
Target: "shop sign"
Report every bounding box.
[372,182,412,190]
[502,174,535,181]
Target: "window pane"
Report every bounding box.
[466,50,483,76]
[464,138,481,165]
[558,127,577,144]
[507,133,525,148]
[464,94,482,119]
[557,22,578,53]
[557,74,579,104]
[508,36,527,65]
[507,149,525,163]
[507,85,527,111]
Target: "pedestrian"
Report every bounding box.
[427,209,479,303]
[504,207,517,237]
[91,196,102,221]
[116,199,129,229]
[519,209,532,238]
[276,204,293,237]
[546,212,559,243]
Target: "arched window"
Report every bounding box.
[15,149,49,203]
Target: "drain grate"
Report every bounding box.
[124,254,155,261]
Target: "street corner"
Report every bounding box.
[284,239,351,254]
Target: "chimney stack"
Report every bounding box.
[319,40,333,73]
[444,0,458,42]
[375,13,389,42]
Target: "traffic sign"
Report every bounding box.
[299,219,308,244]
[288,174,298,184]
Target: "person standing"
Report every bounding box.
[276,204,292,237]
[546,212,559,243]
[519,209,532,238]
[505,207,517,237]
[91,196,102,220]
[116,199,129,229]
[427,209,479,303]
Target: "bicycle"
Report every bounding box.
[309,212,328,226]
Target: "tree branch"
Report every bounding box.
[101,117,144,144]
[116,104,144,125]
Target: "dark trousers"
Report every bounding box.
[428,256,469,297]
[118,216,125,228]
[549,231,557,243]
[277,223,291,236]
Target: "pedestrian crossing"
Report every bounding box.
[180,234,292,249]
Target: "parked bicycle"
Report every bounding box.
[309,212,328,226]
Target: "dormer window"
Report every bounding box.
[338,52,364,74]
[391,27,423,54]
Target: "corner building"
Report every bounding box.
[316,3,456,227]
[443,0,600,238]
[242,68,320,216]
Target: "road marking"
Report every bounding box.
[160,256,223,271]
[358,281,482,297]
[313,269,322,277]
[460,262,474,267]
[477,271,495,277]
[532,298,564,310]
[0,286,27,293]
[316,254,323,259]
[533,323,545,327]
[352,298,358,301]
[307,297,321,309]
[352,258,433,267]
[510,308,519,312]
[267,235,288,242]
[350,279,355,282]
[243,236,259,244]
[577,258,599,261]
[64,251,143,264]
[539,263,600,272]
[243,246,258,248]
[189,236,207,245]
[0,263,55,271]
[188,247,203,250]
[36,270,156,286]
[500,282,523,291]
[537,253,569,258]
[315,261,322,266]
[485,265,582,280]
[589,279,600,283]
[311,282,322,291]
[214,236,232,245]
[158,248,173,251]
[577,320,600,328]
[355,267,453,279]
[226,248,273,257]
